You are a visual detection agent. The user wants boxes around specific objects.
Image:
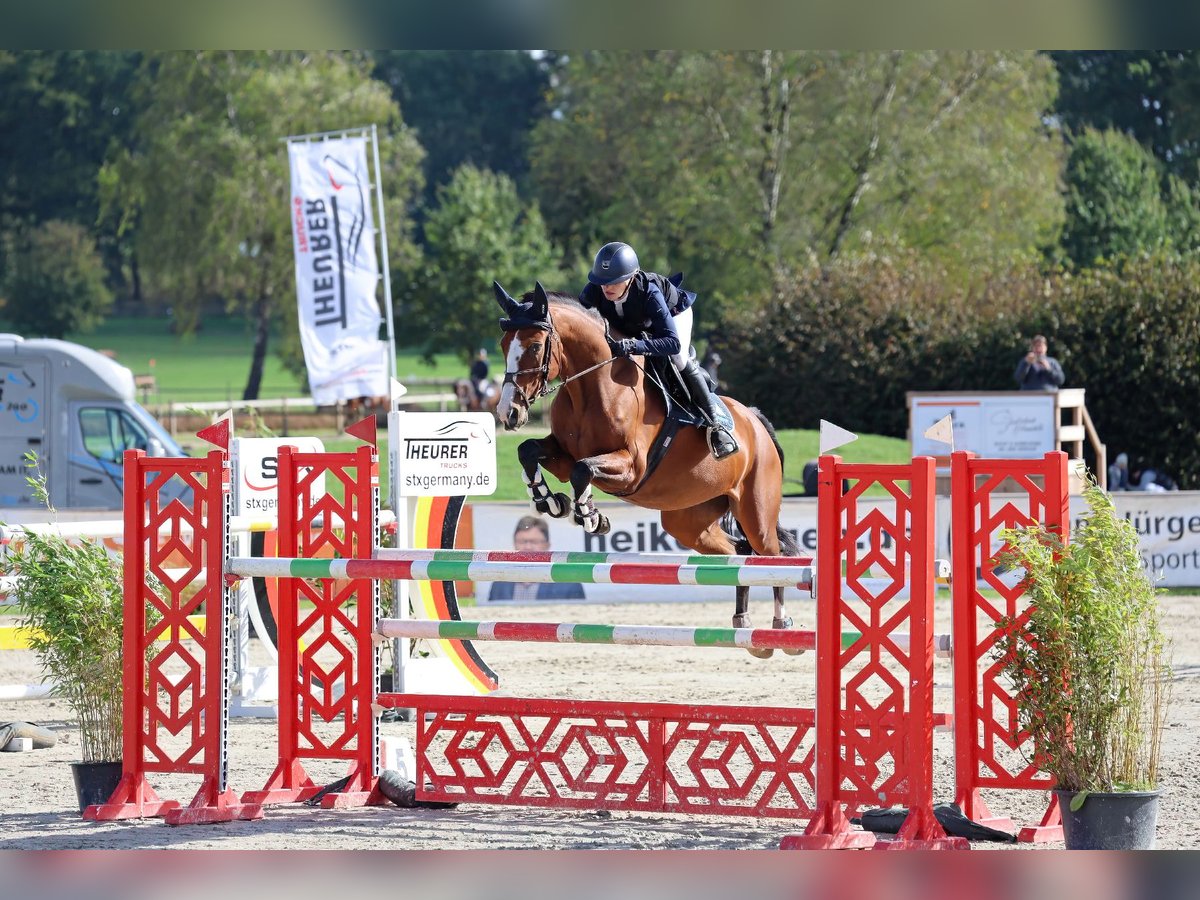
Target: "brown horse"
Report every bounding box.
[343,394,389,424]
[493,281,799,651]
[454,378,501,420]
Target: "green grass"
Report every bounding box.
[64,315,467,403]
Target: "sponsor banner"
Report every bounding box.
[287,137,387,406]
[1090,492,1200,588]
[395,412,497,497]
[470,491,1200,600]
[472,498,870,605]
[231,437,326,517]
[910,393,1056,460]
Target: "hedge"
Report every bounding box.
[718,254,1200,487]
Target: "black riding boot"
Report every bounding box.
[681,360,739,459]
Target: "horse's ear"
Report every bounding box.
[532,281,549,319]
[492,281,518,314]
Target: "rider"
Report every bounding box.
[578,241,738,459]
[469,348,490,405]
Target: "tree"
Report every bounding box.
[1164,171,1200,254]
[370,51,554,203]
[530,51,1063,319]
[0,219,113,337]
[1060,127,1170,267]
[1050,51,1200,180]
[405,164,560,361]
[101,51,424,399]
[0,51,141,303]
[1051,53,1179,165]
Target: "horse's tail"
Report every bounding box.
[721,406,801,557]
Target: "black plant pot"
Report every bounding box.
[70,761,123,814]
[1054,789,1160,850]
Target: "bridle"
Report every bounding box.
[502,313,620,409]
[502,323,555,408]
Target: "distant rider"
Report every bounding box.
[470,348,491,405]
[578,241,738,459]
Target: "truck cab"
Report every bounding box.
[0,334,187,512]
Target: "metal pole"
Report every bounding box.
[371,123,397,386]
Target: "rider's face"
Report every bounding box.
[601,276,634,302]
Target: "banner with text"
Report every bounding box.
[469,490,1200,601]
[395,412,497,497]
[288,136,387,406]
[472,498,853,605]
[910,393,1056,461]
[231,437,326,517]
[1088,492,1200,588]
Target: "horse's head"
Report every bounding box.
[493,280,554,431]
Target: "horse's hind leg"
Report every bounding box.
[729,484,799,648]
[661,502,774,659]
[518,438,571,518]
[732,585,774,659]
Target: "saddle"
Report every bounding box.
[634,354,735,489]
[644,356,703,423]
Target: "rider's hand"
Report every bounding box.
[610,338,638,358]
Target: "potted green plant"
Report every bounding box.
[994,476,1172,850]
[1,458,133,812]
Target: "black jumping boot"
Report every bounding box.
[681,360,739,459]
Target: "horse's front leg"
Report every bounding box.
[569,451,637,535]
[518,437,573,518]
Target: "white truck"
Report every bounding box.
[0,334,186,515]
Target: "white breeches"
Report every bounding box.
[671,307,694,370]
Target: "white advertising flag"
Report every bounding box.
[923,414,955,451]
[288,137,387,406]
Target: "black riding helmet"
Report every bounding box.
[588,242,640,285]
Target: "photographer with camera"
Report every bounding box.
[1013,334,1065,391]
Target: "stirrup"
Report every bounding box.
[707,427,739,460]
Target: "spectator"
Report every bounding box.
[1130,463,1178,492]
[487,516,586,602]
[1013,334,1065,392]
[802,460,818,496]
[1108,452,1130,491]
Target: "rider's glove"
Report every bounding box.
[611,338,639,358]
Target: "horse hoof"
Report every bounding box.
[769,617,804,654]
[575,509,607,534]
[747,647,775,660]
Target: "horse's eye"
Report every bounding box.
[528,343,542,355]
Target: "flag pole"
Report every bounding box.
[371,123,397,386]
